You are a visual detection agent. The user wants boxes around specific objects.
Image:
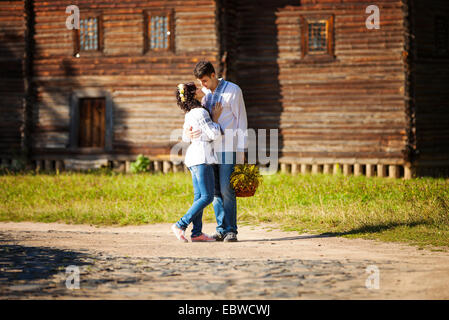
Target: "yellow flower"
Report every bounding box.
[177,84,186,102]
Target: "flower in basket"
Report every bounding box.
[230,164,263,197]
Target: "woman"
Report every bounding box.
[171,82,223,242]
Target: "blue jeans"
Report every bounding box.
[213,152,237,235]
[176,164,215,237]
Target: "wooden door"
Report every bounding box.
[78,98,106,148]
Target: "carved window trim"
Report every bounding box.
[143,9,175,54]
[73,11,104,57]
[300,14,335,61]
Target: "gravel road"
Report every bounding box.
[0,222,448,299]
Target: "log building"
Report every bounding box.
[0,0,448,177]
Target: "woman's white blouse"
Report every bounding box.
[182,108,222,168]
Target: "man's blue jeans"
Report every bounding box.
[176,164,215,237]
[213,152,237,235]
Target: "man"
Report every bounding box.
[186,61,247,242]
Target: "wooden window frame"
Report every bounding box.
[143,9,175,54]
[300,14,335,61]
[73,11,104,57]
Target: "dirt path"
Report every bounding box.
[1,222,448,299]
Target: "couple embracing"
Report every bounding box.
[171,61,248,243]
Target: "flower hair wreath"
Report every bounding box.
[177,84,186,102]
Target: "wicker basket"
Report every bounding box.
[230,164,262,198]
[234,184,258,197]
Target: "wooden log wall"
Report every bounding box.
[31,0,220,158]
[3,0,446,178]
[216,0,238,82]
[0,0,26,156]
[232,0,409,168]
[410,0,449,177]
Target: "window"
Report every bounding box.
[80,17,99,51]
[150,16,169,49]
[78,98,106,148]
[301,15,334,60]
[308,22,328,53]
[74,13,103,55]
[144,10,174,53]
[435,16,448,56]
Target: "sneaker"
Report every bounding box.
[191,233,216,242]
[210,231,224,242]
[223,232,238,242]
[171,224,188,242]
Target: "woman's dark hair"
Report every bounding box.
[193,61,215,79]
[176,82,211,117]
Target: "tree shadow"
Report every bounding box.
[239,220,429,242]
[0,32,26,158]
[239,234,333,242]
[225,0,301,166]
[0,232,93,290]
[320,220,428,237]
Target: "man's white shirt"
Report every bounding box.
[202,79,248,153]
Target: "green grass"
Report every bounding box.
[1,169,448,249]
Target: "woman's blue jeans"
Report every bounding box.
[176,164,215,237]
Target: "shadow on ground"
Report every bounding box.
[240,221,429,243]
[321,220,428,237]
[0,232,93,292]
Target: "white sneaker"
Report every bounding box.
[171,224,188,242]
[223,232,238,242]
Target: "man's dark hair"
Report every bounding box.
[194,61,215,79]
